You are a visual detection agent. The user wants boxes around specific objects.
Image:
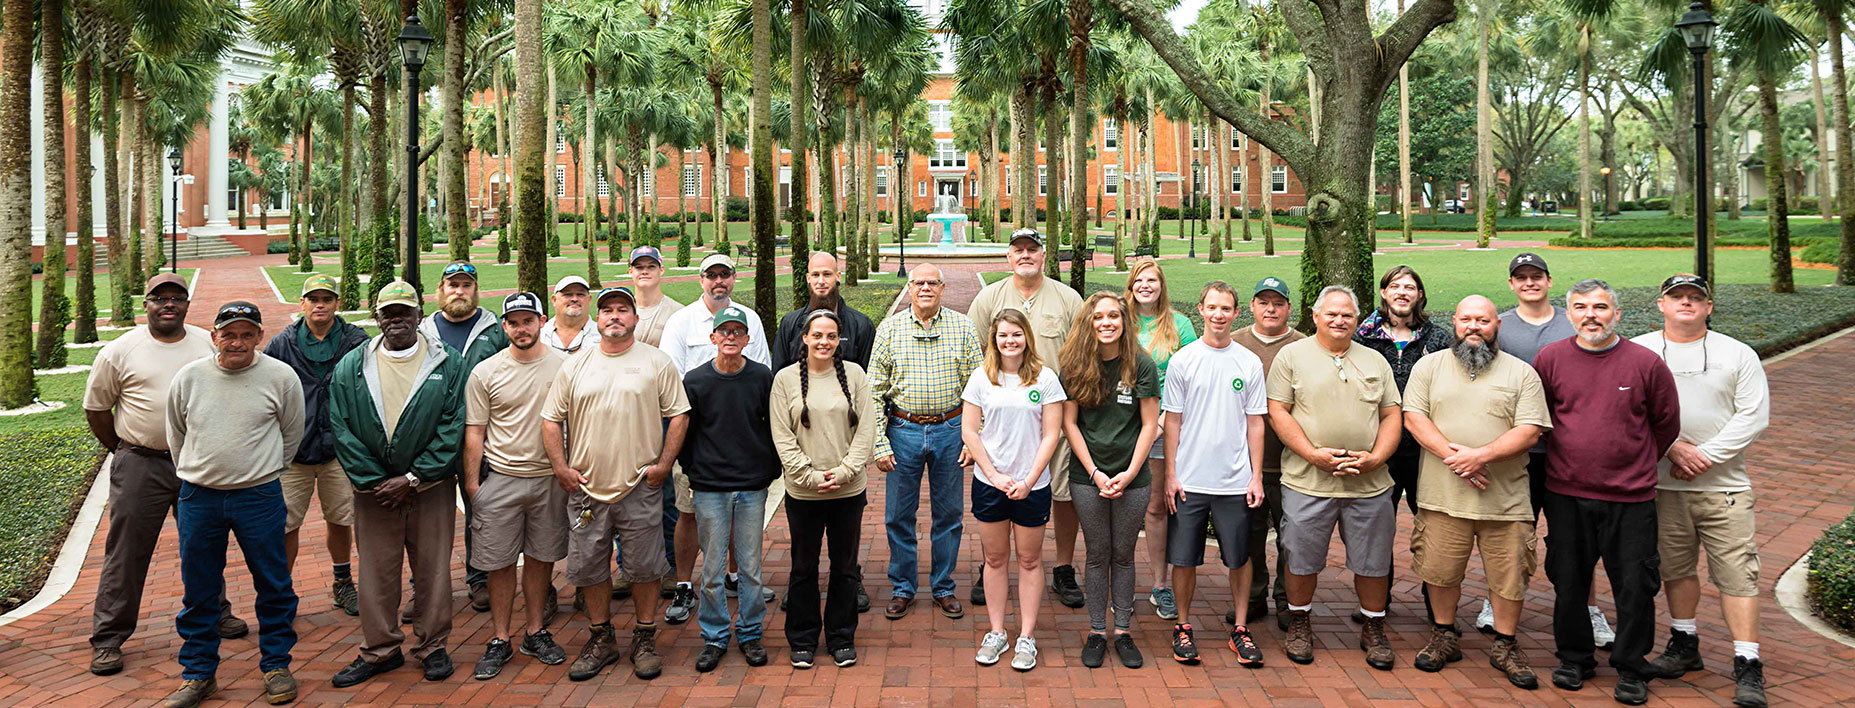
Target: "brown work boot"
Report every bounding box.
[89,647,123,676]
[1359,616,1396,671]
[566,623,621,681]
[1413,625,1462,672]
[160,678,218,708]
[1490,635,1539,689]
[629,624,663,679]
[262,668,298,704]
[1283,610,1315,664]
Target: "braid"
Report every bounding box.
[834,357,859,429]
[799,365,813,429]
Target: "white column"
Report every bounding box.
[206,80,230,227]
[30,63,45,245]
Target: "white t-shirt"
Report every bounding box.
[1630,330,1769,492]
[961,366,1068,490]
[1161,339,1269,495]
[660,299,772,374]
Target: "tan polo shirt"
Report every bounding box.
[1402,349,1552,521]
[83,325,216,450]
[543,342,690,502]
[966,275,1083,364]
[633,294,683,348]
[467,347,566,477]
[377,338,426,439]
[1265,337,1401,498]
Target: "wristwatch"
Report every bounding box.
[403,472,420,487]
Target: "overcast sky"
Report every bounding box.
[1168,0,1208,30]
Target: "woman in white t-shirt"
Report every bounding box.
[960,309,1067,672]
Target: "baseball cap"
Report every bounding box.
[596,286,636,307]
[1008,228,1045,247]
[712,306,751,332]
[146,272,189,296]
[213,301,262,329]
[441,261,479,282]
[1508,252,1549,275]
[502,292,544,318]
[1660,273,1711,298]
[699,253,736,274]
[552,275,590,293]
[1253,276,1291,300]
[373,279,421,312]
[301,274,338,298]
[628,246,664,266]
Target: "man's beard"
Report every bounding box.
[442,296,477,319]
[1577,319,1616,348]
[1452,335,1498,376]
[809,284,839,312]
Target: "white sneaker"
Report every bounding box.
[1475,598,1496,635]
[1010,635,1038,671]
[976,631,1008,665]
[1590,606,1616,650]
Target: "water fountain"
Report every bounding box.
[879,194,1008,264]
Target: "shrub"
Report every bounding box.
[267,236,338,254]
[0,428,105,611]
[725,196,749,222]
[1810,508,1855,633]
[1802,241,1841,264]
[1642,197,1671,210]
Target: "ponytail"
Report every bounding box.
[834,357,859,429]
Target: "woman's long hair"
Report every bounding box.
[982,309,1045,387]
[1058,292,1141,408]
[797,310,858,430]
[1122,258,1181,366]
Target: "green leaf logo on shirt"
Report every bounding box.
[1232,377,1245,391]
[1028,390,1042,403]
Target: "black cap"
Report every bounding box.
[213,301,262,329]
[1660,273,1711,298]
[1508,252,1549,275]
[501,292,544,318]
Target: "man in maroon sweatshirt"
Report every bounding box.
[1533,278,1682,706]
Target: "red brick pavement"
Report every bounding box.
[3,253,1851,708]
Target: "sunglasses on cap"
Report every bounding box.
[442,262,479,280]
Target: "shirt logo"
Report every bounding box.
[1028,390,1042,403]
[1232,377,1245,392]
[427,373,444,381]
[1618,386,1632,391]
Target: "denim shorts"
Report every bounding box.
[971,480,1052,527]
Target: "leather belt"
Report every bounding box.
[120,444,172,461]
[889,408,962,425]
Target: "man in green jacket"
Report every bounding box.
[328,279,468,688]
[419,261,510,611]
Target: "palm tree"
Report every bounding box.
[1724,0,1807,292]
[1475,0,1497,248]
[37,0,73,369]
[546,0,614,283]
[750,0,776,327]
[0,0,36,402]
[70,0,99,344]
[514,0,548,298]
[1806,0,1855,283]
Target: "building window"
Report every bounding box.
[928,101,952,132]
[1231,167,1243,194]
[1103,165,1119,196]
[917,180,928,197]
[556,134,566,153]
[1191,125,1203,149]
[1103,121,1118,151]
[1038,165,1047,196]
[929,139,966,169]
[683,164,701,196]
[596,166,610,197]
[1232,131,1243,151]
[555,166,566,197]
[1271,165,1287,194]
[1004,166,1011,195]
[639,169,654,197]
[876,167,889,197]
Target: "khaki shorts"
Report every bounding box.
[282,460,354,531]
[468,470,569,571]
[1410,509,1537,602]
[673,464,694,514]
[1048,439,1073,503]
[1657,489,1760,597]
[565,483,672,588]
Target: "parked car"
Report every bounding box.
[1442,199,1467,214]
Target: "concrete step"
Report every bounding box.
[89,234,256,269]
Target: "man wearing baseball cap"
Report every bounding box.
[1232,276,1306,631]
[263,274,370,617]
[415,260,508,611]
[463,293,571,679]
[542,276,597,354]
[628,246,685,348]
[161,302,306,707]
[1633,275,1771,708]
[83,272,250,676]
[544,285,691,681]
[329,279,468,687]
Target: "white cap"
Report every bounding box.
[699,253,737,273]
[553,275,591,293]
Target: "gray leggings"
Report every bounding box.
[1071,480,1152,633]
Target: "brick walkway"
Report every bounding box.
[3,253,1853,707]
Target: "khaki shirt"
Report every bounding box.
[83,325,216,450]
[467,348,566,477]
[1402,350,1552,521]
[377,338,425,440]
[634,295,683,348]
[966,275,1083,365]
[543,342,690,502]
[1265,338,1401,498]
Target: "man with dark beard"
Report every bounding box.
[774,252,876,372]
[1400,296,1550,688]
[417,261,510,612]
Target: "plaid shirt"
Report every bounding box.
[869,305,983,458]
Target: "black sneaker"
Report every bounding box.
[1648,630,1703,677]
[832,646,858,667]
[421,649,455,681]
[791,649,815,669]
[725,574,740,599]
[1230,626,1264,667]
[330,651,404,688]
[971,573,987,607]
[695,644,726,673]
[664,584,696,625]
[520,629,567,665]
[1052,565,1085,609]
[1171,623,1200,664]
[1614,674,1649,706]
[742,639,769,666]
[1081,633,1108,668]
[1114,633,1144,669]
[1732,656,1767,708]
[473,639,513,680]
[332,578,360,617]
[1551,662,1595,691]
[856,583,871,613]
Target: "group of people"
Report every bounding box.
[80,231,1772,708]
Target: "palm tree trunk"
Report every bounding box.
[37,0,70,367]
[988,110,1002,241]
[1011,83,1034,230]
[1115,110,1129,269]
[444,0,469,259]
[1476,0,1495,248]
[73,48,97,343]
[676,147,690,265]
[547,62,561,257]
[788,0,809,308]
[0,0,34,402]
[337,85,359,308]
[1209,115,1225,263]
[514,0,547,298]
[1578,26,1593,239]
[1142,96,1157,247]
[864,107,878,274]
[1399,0,1413,244]
[710,77,727,256]
[1829,15,1855,284]
[102,68,130,326]
[750,0,777,324]
[845,93,864,283]
[1758,76,1793,293]
[1258,34,1275,257]
[584,67,601,285]
[121,74,142,290]
[368,69,393,296]
[140,111,161,275]
[1042,79,1061,279]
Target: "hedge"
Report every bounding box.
[0,428,105,612]
[1801,241,1842,265]
[266,236,339,254]
[1809,508,1855,634]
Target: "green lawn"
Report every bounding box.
[29,269,197,323]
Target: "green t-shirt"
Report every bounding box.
[1066,350,1162,488]
[1136,310,1199,386]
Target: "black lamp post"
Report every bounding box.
[1189,158,1201,258]
[1676,1,1717,279]
[167,147,182,273]
[396,16,434,294]
[895,148,908,277]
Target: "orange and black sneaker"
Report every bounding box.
[1171,623,1200,664]
[1230,626,1265,667]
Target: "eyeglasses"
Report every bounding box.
[148,296,189,306]
[701,270,733,280]
[442,262,478,279]
[715,328,749,340]
[911,280,944,288]
[1333,355,1349,383]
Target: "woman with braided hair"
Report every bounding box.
[770,310,878,670]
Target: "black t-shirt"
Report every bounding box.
[680,359,780,491]
[434,310,480,354]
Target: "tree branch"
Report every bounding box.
[417,136,443,166]
[1279,0,1334,79]
[1374,0,1459,95]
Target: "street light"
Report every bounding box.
[1599,166,1613,221]
[1676,1,1717,280]
[894,148,908,277]
[1189,158,1201,258]
[167,147,182,273]
[396,15,434,295]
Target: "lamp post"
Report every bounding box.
[1599,166,1612,221]
[396,16,434,294]
[1676,2,1717,279]
[1189,158,1201,258]
[895,148,908,277]
[167,147,182,273]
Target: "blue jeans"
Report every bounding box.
[884,417,965,599]
[176,480,298,679]
[692,489,768,645]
